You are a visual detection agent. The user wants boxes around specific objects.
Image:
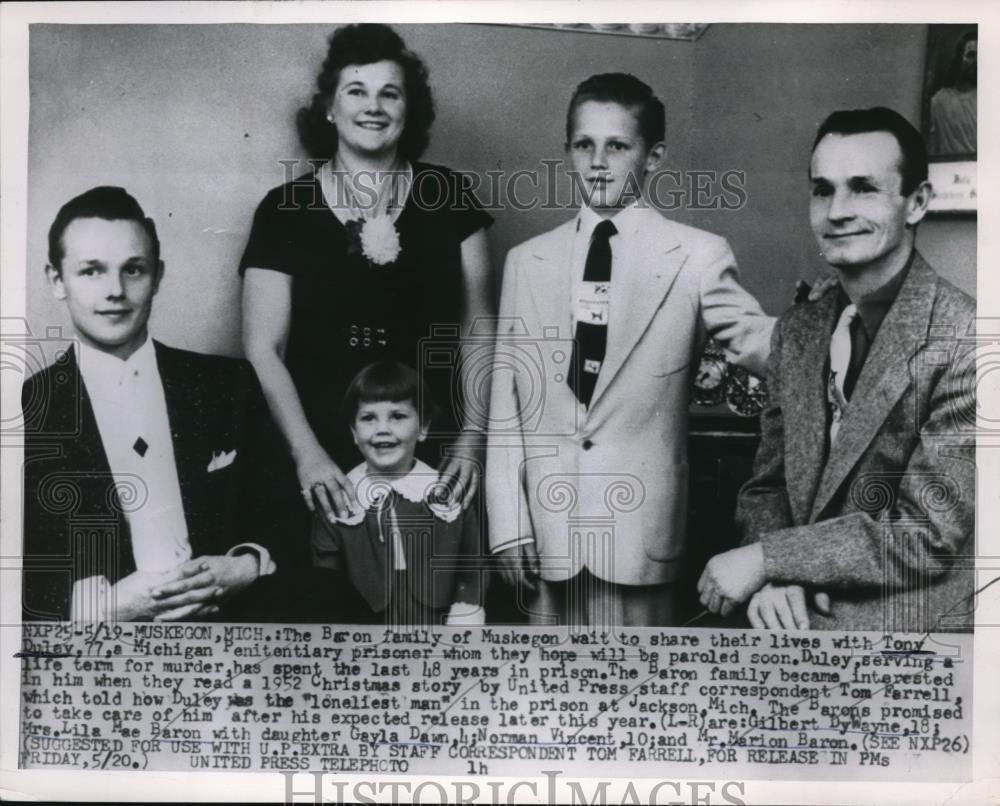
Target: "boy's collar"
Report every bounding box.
[576,198,645,238]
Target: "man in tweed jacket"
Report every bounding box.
[698,107,975,632]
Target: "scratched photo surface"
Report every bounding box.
[9,17,980,790]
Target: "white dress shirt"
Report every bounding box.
[79,337,192,572]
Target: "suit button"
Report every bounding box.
[582,439,594,450]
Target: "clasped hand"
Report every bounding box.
[698,544,830,628]
[111,554,259,622]
[697,544,766,617]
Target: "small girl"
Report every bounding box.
[311,361,485,625]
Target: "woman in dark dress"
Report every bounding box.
[240,25,494,531]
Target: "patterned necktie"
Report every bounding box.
[568,219,617,407]
[828,303,858,443]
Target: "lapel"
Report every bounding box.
[808,254,937,521]
[590,208,685,408]
[784,292,840,524]
[62,346,137,578]
[153,341,199,542]
[61,346,115,479]
[524,219,576,338]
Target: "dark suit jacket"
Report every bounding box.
[737,254,976,632]
[21,341,299,621]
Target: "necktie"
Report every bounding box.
[828,303,858,443]
[843,312,869,401]
[568,219,616,407]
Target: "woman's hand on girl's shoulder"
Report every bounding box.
[437,430,485,511]
[296,448,358,522]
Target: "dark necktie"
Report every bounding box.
[843,314,870,401]
[568,219,616,407]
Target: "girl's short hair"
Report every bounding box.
[297,24,435,161]
[342,361,437,426]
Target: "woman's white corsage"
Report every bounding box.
[359,215,401,266]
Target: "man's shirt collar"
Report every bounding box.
[77,335,156,392]
[837,250,914,342]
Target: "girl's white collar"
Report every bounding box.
[333,460,461,524]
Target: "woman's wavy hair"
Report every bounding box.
[296,24,435,161]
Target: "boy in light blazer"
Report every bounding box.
[486,73,775,626]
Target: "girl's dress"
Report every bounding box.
[311,460,484,625]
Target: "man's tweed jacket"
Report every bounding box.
[737,253,976,633]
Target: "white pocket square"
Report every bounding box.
[207,449,237,472]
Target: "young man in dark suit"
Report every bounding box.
[22,186,297,622]
[698,108,976,633]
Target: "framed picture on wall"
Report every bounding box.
[922,24,977,214]
[510,23,710,41]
